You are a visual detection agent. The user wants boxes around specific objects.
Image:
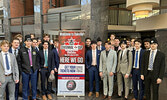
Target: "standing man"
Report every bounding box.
[143,38,151,51]
[86,40,100,98]
[38,41,55,100]
[96,37,105,52]
[18,35,39,100]
[85,37,91,54]
[131,39,145,100]
[117,40,132,100]
[32,38,39,52]
[0,40,19,100]
[39,34,54,50]
[141,38,165,100]
[99,41,117,100]
[114,38,121,52]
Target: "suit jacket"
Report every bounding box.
[85,49,100,69]
[141,50,165,80]
[99,49,117,73]
[18,46,39,74]
[132,49,145,72]
[117,49,133,75]
[38,50,55,72]
[97,46,105,52]
[0,52,19,83]
[52,48,59,69]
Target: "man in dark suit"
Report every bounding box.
[131,39,145,100]
[38,41,55,100]
[52,39,60,92]
[6,38,20,100]
[141,38,165,100]
[86,40,100,98]
[18,35,39,100]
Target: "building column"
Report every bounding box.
[81,0,109,41]
[3,0,11,41]
[34,0,43,38]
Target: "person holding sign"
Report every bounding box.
[99,41,117,100]
[86,40,100,98]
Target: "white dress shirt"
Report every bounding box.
[133,48,141,69]
[12,47,18,56]
[148,49,157,70]
[2,51,12,75]
[92,49,97,65]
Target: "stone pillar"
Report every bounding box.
[34,0,43,38]
[81,0,109,42]
[3,0,11,41]
[155,30,167,74]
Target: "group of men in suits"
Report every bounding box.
[85,35,165,100]
[0,33,60,100]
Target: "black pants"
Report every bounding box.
[40,68,52,95]
[145,71,159,100]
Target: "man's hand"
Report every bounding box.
[15,80,19,83]
[125,74,129,78]
[109,72,114,76]
[54,68,58,72]
[157,78,162,84]
[99,72,103,77]
[51,70,54,74]
[141,75,144,80]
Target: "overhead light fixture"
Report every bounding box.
[126,0,160,18]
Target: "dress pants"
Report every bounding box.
[22,69,37,100]
[88,66,99,92]
[132,69,144,100]
[145,71,159,100]
[0,75,15,100]
[40,68,52,95]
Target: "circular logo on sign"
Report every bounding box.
[66,80,76,90]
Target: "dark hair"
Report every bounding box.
[30,33,35,36]
[85,37,91,41]
[43,33,50,38]
[42,41,49,45]
[53,39,59,43]
[12,38,20,43]
[143,38,151,43]
[134,39,142,43]
[105,41,111,45]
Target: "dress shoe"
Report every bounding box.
[131,98,136,100]
[88,92,93,97]
[124,97,128,100]
[96,92,99,98]
[42,95,47,100]
[102,95,107,99]
[108,96,112,100]
[47,94,53,99]
[143,96,146,100]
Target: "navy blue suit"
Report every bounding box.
[38,50,55,95]
[6,48,20,100]
[85,49,100,92]
[132,49,145,100]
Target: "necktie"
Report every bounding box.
[14,50,17,56]
[135,51,138,68]
[44,50,48,66]
[5,53,10,70]
[28,49,33,66]
[149,51,154,70]
[120,51,123,61]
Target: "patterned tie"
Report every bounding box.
[149,51,154,70]
[28,49,33,66]
[5,53,10,70]
[135,51,138,68]
[44,50,48,66]
[14,49,17,56]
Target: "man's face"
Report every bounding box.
[12,40,20,49]
[151,43,158,50]
[131,39,135,46]
[135,42,141,50]
[144,42,150,49]
[31,35,35,39]
[25,40,32,48]
[43,42,49,49]
[54,41,59,48]
[105,43,110,50]
[127,40,130,47]
[115,39,120,46]
[91,44,97,50]
[86,39,91,46]
[32,40,38,48]
[97,41,102,46]
[110,35,115,40]
[121,44,127,49]
[1,44,9,52]
[38,39,42,45]
[43,36,50,42]
[110,40,115,46]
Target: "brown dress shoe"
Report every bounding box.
[103,95,107,99]
[108,96,112,100]
[143,96,146,100]
[47,94,53,99]
[88,92,93,97]
[42,95,47,100]
[96,92,99,98]
[131,98,136,100]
